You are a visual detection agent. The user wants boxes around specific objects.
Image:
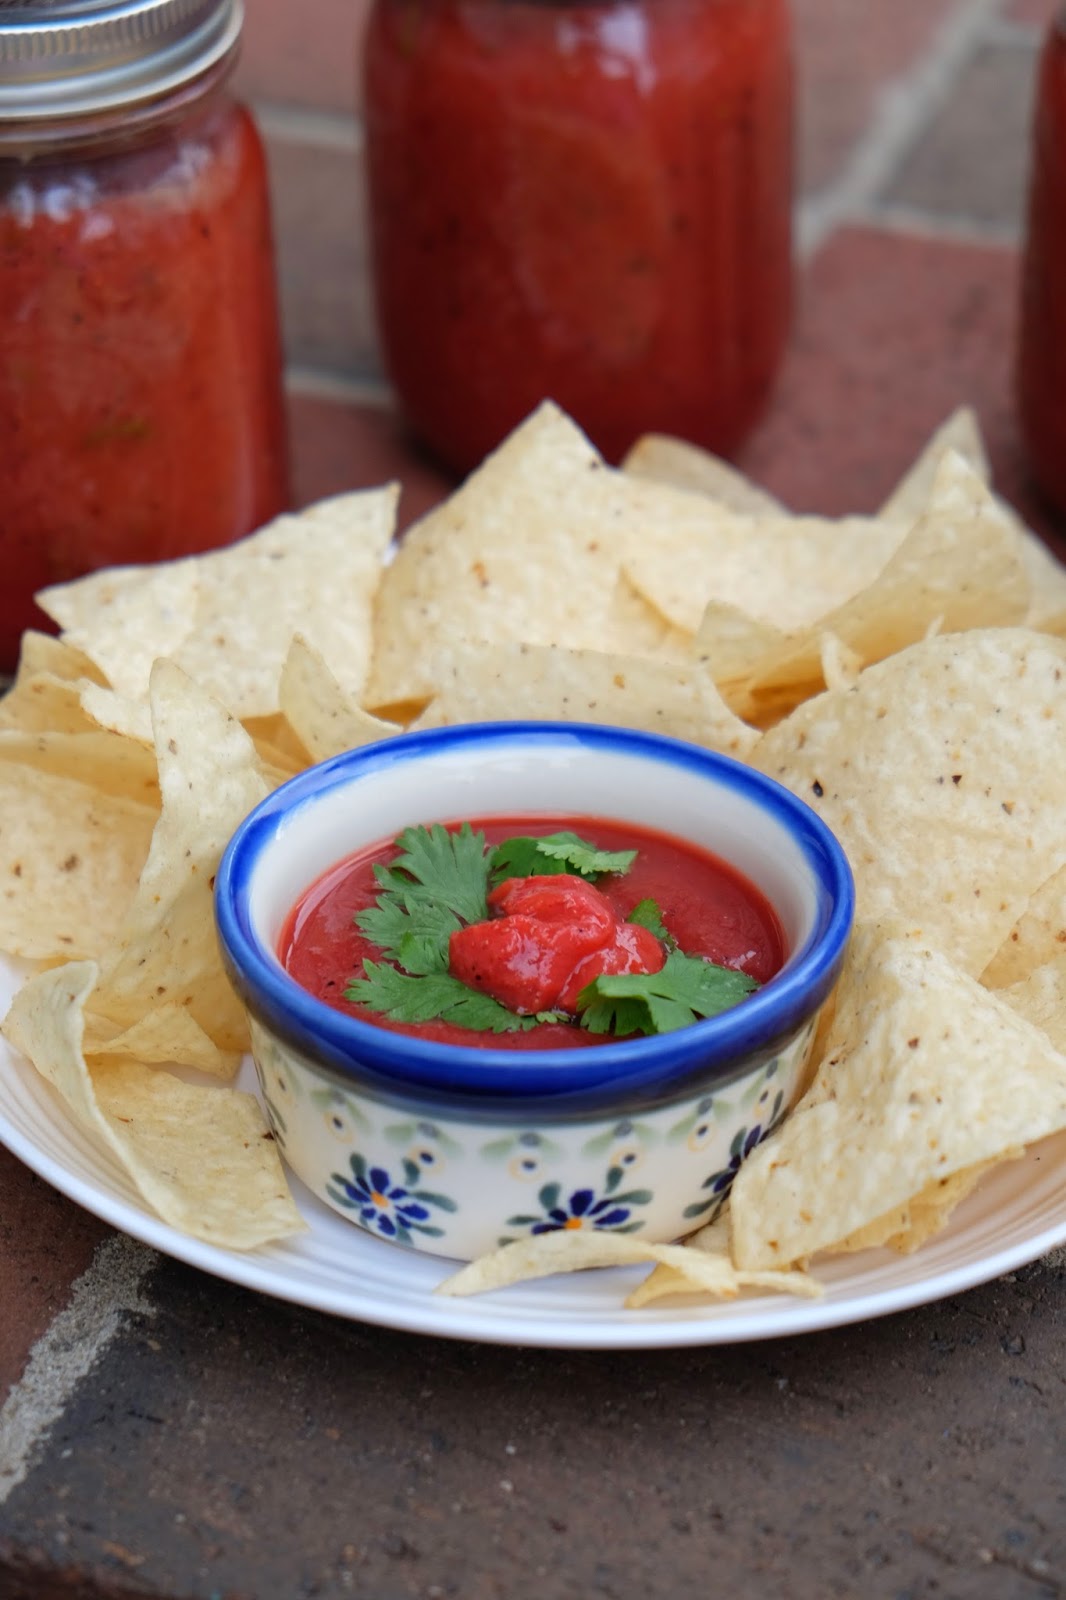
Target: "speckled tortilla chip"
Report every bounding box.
[38,489,398,717]
[879,407,1066,629]
[279,635,401,763]
[82,1008,242,1081]
[621,433,785,515]
[625,513,908,637]
[366,403,626,708]
[2,962,302,1249]
[730,923,1066,1271]
[0,764,156,960]
[705,452,1027,723]
[368,401,871,709]
[90,661,270,1051]
[997,955,1066,1054]
[753,628,1066,976]
[981,867,1066,989]
[0,729,159,807]
[878,407,990,522]
[437,1226,819,1301]
[410,640,758,758]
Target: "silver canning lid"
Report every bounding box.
[0,0,243,118]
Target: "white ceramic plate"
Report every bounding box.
[2,965,1064,1348]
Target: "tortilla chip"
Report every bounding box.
[730,923,1066,1270]
[76,681,154,744]
[38,489,398,718]
[997,955,1066,1054]
[826,1159,1012,1255]
[621,433,786,515]
[819,632,863,693]
[878,407,990,522]
[0,671,99,737]
[90,661,270,1051]
[625,1212,820,1305]
[734,451,1028,721]
[625,512,909,637]
[2,962,302,1248]
[753,628,1066,976]
[10,630,109,688]
[981,867,1066,989]
[366,403,626,707]
[879,408,1066,629]
[82,1008,242,1080]
[604,573,695,661]
[0,729,159,807]
[437,1227,819,1301]
[368,401,889,706]
[410,640,758,758]
[279,635,401,763]
[0,763,156,960]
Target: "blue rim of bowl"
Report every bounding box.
[215,723,854,1103]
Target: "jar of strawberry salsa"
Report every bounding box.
[1019,12,1066,515]
[0,0,289,669]
[362,0,794,475]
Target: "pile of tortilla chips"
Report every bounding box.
[2,401,1065,1309]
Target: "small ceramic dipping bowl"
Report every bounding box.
[216,723,853,1261]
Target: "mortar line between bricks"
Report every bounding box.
[855,200,1021,248]
[285,365,392,406]
[0,1235,157,1506]
[250,100,362,152]
[797,0,1010,260]
[984,17,1045,47]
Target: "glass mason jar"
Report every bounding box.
[1019,12,1066,515]
[362,0,794,476]
[0,0,289,668]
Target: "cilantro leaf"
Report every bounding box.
[356,892,462,976]
[577,951,759,1037]
[354,822,490,975]
[377,822,490,923]
[346,961,545,1033]
[625,897,677,948]
[490,830,637,884]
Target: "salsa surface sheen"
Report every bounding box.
[279,815,785,1051]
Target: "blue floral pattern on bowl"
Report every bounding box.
[248,1016,816,1260]
[499,1166,653,1246]
[327,1152,457,1245]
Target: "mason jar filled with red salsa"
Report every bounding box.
[362,0,793,474]
[0,0,289,669]
[1019,12,1066,515]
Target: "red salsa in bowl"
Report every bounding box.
[279,814,785,1052]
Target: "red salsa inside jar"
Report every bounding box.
[279,814,785,1051]
[363,0,793,474]
[1019,16,1066,514]
[0,99,288,667]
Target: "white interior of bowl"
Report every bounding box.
[246,737,823,972]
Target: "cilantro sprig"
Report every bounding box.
[625,897,676,947]
[578,951,759,1038]
[355,822,489,975]
[346,823,760,1038]
[489,831,637,884]
[346,962,561,1033]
